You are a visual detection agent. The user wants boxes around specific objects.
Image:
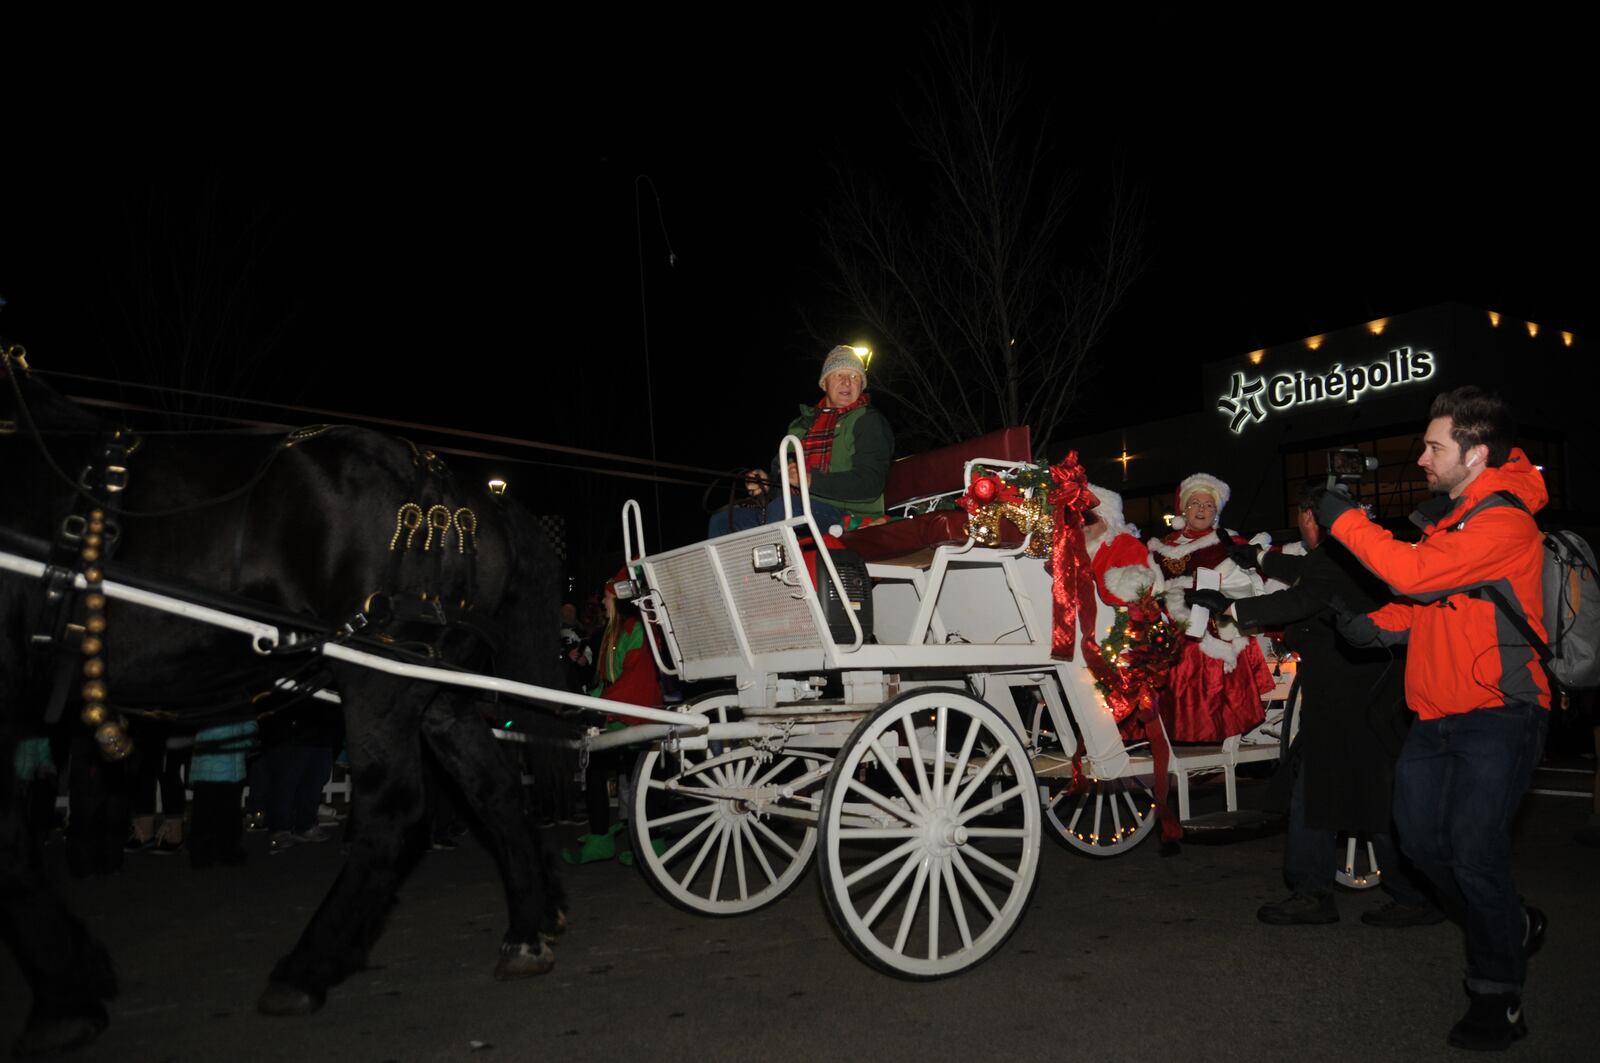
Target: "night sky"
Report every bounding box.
[2,7,1590,577]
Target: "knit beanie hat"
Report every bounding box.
[818,345,868,387]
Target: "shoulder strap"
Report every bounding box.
[1450,490,1559,686]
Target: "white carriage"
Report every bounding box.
[594,431,1290,978]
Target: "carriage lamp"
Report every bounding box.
[612,578,641,602]
[751,543,786,572]
[487,479,507,497]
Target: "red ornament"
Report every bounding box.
[971,476,998,502]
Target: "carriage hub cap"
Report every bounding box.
[930,814,967,850]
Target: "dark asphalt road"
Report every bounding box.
[5,780,1597,1063]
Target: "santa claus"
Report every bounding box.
[1083,483,1158,615]
[1146,472,1275,742]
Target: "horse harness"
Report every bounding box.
[9,357,505,760]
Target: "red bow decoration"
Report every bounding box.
[1047,451,1099,661]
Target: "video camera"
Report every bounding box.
[1326,446,1378,493]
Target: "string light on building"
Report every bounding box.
[1526,321,1539,339]
[1488,310,1502,327]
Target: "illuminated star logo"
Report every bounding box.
[1217,372,1267,433]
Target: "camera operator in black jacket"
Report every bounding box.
[1187,481,1438,927]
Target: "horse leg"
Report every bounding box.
[0,778,118,1057]
[258,671,430,1017]
[419,694,566,980]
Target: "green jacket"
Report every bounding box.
[777,404,894,517]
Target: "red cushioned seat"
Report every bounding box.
[840,426,1031,565]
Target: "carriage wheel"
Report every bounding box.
[817,689,1040,979]
[628,692,825,916]
[1040,773,1158,857]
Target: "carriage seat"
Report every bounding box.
[839,426,1032,566]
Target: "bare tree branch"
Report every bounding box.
[816,13,1146,455]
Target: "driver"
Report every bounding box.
[708,345,893,537]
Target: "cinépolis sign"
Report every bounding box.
[1217,346,1435,434]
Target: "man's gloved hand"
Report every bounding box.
[1314,484,1362,529]
[1226,542,1263,572]
[1183,588,1231,616]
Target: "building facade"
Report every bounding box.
[1070,303,1587,541]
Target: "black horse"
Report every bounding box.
[1,353,568,1055]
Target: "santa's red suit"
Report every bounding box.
[1147,474,1275,743]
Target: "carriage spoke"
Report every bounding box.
[941,860,974,949]
[1110,786,1125,840]
[950,850,1003,922]
[926,856,942,960]
[958,842,1019,883]
[892,859,931,955]
[842,838,923,889]
[751,816,801,861]
[753,755,798,788]
[900,716,932,811]
[956,783,1024,824]
[1066,791,1088,832]
[861,848,924,929]
[738,818,779,885]
[952,752,1005,816]
[1092,793,1104,845]
[931,705,949,805]
[847,777,922,826]
[709,823,732,902]
[868,737,930,819]
[644,802,719,831]
[664,812,720,869]
[947,714,980,801]
[731,818,749,901]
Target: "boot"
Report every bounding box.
[1257,892,1339,926]
[1447,987,1527,1050]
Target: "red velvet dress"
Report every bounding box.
[1147,528,1274,743]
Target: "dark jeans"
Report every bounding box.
[1283,764,1427,906]
[707,495,848,538]
[1392,702,1548,994]
[259,745,334,834]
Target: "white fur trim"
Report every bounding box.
[1085,483,1133,553]
[1198,632,1240,670]
[1147,530,1220,562]
[1103,564,1154,605]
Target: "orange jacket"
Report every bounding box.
[1331,448,1550,718]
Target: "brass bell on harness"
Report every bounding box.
[82,658,105,679]
[81,703,109,727]
[80,636,103,657]
[94,722,132,761]
[82,679,107,702]
[86,615,106,634]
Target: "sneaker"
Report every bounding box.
[1447,989,1527,1050]
[290,825,330,844]
[317,804,341,825]
[269,831,297,855]
[1257,892,1340,926]
[1524,905,1547,960]
[245,811,267,833]
[1360,900,1447,928]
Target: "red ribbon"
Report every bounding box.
[1047,451,1099,661]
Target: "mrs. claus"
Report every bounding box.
[1146,473,1275,742]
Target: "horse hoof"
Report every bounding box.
[538,908,569,946]
[12,1012,107,1058]
[257,981,324,1017]
[494,940,555,981]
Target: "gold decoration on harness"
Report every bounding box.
[425,505,452,551]
[452,508,478,554]
[391,503,425,551]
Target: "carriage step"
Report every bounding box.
[1179,809,1282,835]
